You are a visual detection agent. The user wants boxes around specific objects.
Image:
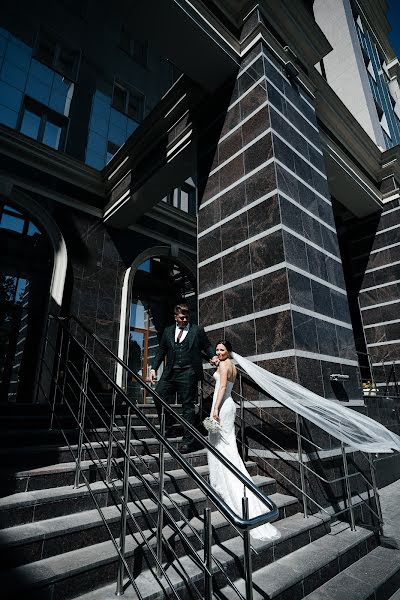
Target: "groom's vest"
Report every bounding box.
[173,335,192,369]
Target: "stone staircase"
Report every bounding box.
[0,403,399,600]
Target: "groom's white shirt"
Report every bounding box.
[175,323,189,342]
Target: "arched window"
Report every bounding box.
[127,256,196,403]
[0,200,53,402]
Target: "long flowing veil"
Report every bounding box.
[231,352,400,453]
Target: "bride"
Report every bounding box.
[207,340,281,541]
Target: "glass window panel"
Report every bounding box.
[112,85,127,113]
[0,28,10,40]
[5,40,32,70]
[128,331,144,371]
[90,113,109,137]
[26,75,52,105]
[15,278,28,303]
[110,107,127,130]
[42,120,62,149]
[108,123,125,146]
[0,35,8,58]
[0,60,28,90]
[130,302,145,329]
[29,59,54,86]
[132,40,148,67]
[49,91,68,115]
[106,151,114,164]
[85,148,105,170]
[126,118,138,137]
[94,90,111,106]
[52,73,71,94]
[179,189,189,212]
[0,213,25,233]
[87,130,107,155]
[106,141,119,163]
[0,105,18,128]
[4,205,22,215]
[27,222,40,236]
[138,259,151,272]
[0,81,23,111]
[20,109,41,140]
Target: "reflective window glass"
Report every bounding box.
[36,32,54,65]
[126,118,138,137]
[127,91,143,121]
[5,40,31,70]
[0,213,25,233]
[106,140,119,163]
[29,59,54,86]
[110,107,127,130]
[0,81,23,110]
[91,113,109,137]
[42,120,62,149]
[1,60,28,90]
[27,222,40,236]
[0,35,7,58]
[87,130,107,155]
[26,76,52,105]
[15,278,28,303]
[20,110,40,139]
[55,46,77,79]
[130,302,146,329]
[86,149,105,170]
[0,105,18,128]
[49,91,67,115]
[138,259,151,272]
[4,205,22,215]
[20,109,41,139]
[108,123,125,146]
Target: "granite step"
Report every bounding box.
[302,545,400,600]
[6,445,209,492]
[0,461,276,528]
[71,518,371,600]
[2,511,328,599]
[0,491,299,567]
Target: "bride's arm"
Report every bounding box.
[213,362,228,421]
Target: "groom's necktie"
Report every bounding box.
[177,328,184,343]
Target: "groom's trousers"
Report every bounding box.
[155,366,198,445]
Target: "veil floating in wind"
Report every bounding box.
[231,352,400,454]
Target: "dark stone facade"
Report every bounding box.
[197,40,360,399]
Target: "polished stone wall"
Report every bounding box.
[198,41,360,399]
[359,198,400,390]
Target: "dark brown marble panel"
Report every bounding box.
[250,229,284,273]
[242,105,270,146]
[296,357,324,396]
[219,154,245,191]
[201,171,219,202]
[247,194,280,237]
[257,356,297,381]
[198,226,222,262]
[220,211,248,251]
[245,162,276,202]
[220,102,241,138]
[292,311,319,353]
[218,127,243,164]
[223,280,254,320]
[222,245,251,284]
[220,181,246,220]
[225,319,257,355]
[199,258,223,293]
[240,82,267,121]
[198,199,221,232]
[199,292,224,327]
[253,267,289,311]
[255,310,293,354]
[243,133,273,174]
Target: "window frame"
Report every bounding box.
[111,79,144,123]
[34,28,80,82]
[17,96,68,150]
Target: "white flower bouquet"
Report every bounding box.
[203,416,222,433]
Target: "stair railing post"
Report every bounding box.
[106,363,118,483]
[73,352,89,489]
[199,380,204,423]
[156,407,166,578]
[49,326,64,430]
[296,413,308,518]
[341,443,356,531]
[60,333,71,406]
[203,506,213,600]
[242,495,254,600]
[239,373,247,461]
[116,406,132,596]
[368,453,383,534]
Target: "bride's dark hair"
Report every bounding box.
[216,339,233,353]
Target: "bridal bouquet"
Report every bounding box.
[203,416,222,433]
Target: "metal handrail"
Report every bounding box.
[201,367,385,532]
[62,313,278,529]
[40,314,280,599]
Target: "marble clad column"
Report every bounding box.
[359,196,400,390]
[197,22,360,399]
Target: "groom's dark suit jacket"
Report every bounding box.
[152,323,215,380]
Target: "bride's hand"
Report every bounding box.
[212,411,220,422]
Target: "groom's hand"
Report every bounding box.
[149,369,157,385]
[210,355,219,366]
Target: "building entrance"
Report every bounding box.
[0,201,52,402]
[127,256,196,403]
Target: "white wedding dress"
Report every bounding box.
[207,371,281,541]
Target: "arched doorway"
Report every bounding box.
[124,251,196,403]
[0,199,53,402]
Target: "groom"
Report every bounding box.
[149,303,218,453]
